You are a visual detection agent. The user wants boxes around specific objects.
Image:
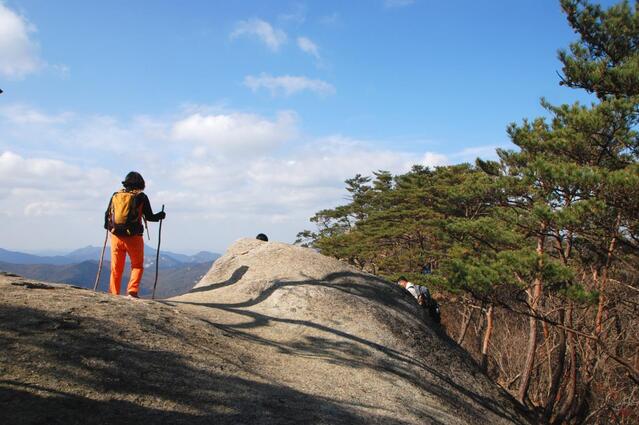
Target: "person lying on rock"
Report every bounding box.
[397,276,430,305]
[104,171,166,299]
[397,276,440,323]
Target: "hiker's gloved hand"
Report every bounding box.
[156,211,166,220]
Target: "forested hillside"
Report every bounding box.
[297,1,639,423]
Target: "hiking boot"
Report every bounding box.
[126,292,139,299]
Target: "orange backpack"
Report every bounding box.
[107,190,142,236]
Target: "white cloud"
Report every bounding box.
[0,104,73,125]
[0,151,111,190]
[24,200,73,217]
[244,74,335,97]
[0,105,176,174]
[384,0,415,8]
[421,152,449,167]
[297,36,320,59]
[68,115,151,154]
[247,139,415,189]
[171,110,298,155]
[50,63,71,79]
[0,3,42,78]
[0,103,464,252]
[165,135,451,231]
[230,19,287,51]
[279,4,306,24]
[168,135,423,223]
[0,150,116,252]
[319,13,340,26]
[452,145,499,162]
[0,151,114,218]
[0,151,79,184]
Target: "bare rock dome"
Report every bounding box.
[170,238,531,424]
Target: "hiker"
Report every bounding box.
[256,233,269,242]
[104,171,166,298]
[397,276,429,304]
[397,276,440,323]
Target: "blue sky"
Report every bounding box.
[0,0,610,253]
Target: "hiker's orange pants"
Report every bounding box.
[109,234,144,296]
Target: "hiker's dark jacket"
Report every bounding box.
[104,191,163,236]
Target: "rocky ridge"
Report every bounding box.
[0,238,532,424]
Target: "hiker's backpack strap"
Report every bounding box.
[133,192,150,240]
[107,191,118,232]
[421,285,431,304]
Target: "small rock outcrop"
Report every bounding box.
[1,239,531,424]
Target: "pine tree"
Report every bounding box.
[299,2,639,421]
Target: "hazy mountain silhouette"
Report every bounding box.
[0,248,76,265]
[63,245,220,264]
[0,259,211,298]
[0,246,220,298]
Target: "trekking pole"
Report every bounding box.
[93,229,109,291]
[151,205,165,300]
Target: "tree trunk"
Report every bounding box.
[543,308,566,423]
[480,304,494,373]
[457,303,474,345]
[518,287,539,404]
[542,316,552,393]
[553,304,576,425]
[517,233,544,404]
[594,215,620,335]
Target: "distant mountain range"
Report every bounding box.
[0,246,220,267]
[0,246,221,298]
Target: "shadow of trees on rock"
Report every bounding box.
[0,302,409,425]
[167,268,531,425]
[188,265,249,294]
